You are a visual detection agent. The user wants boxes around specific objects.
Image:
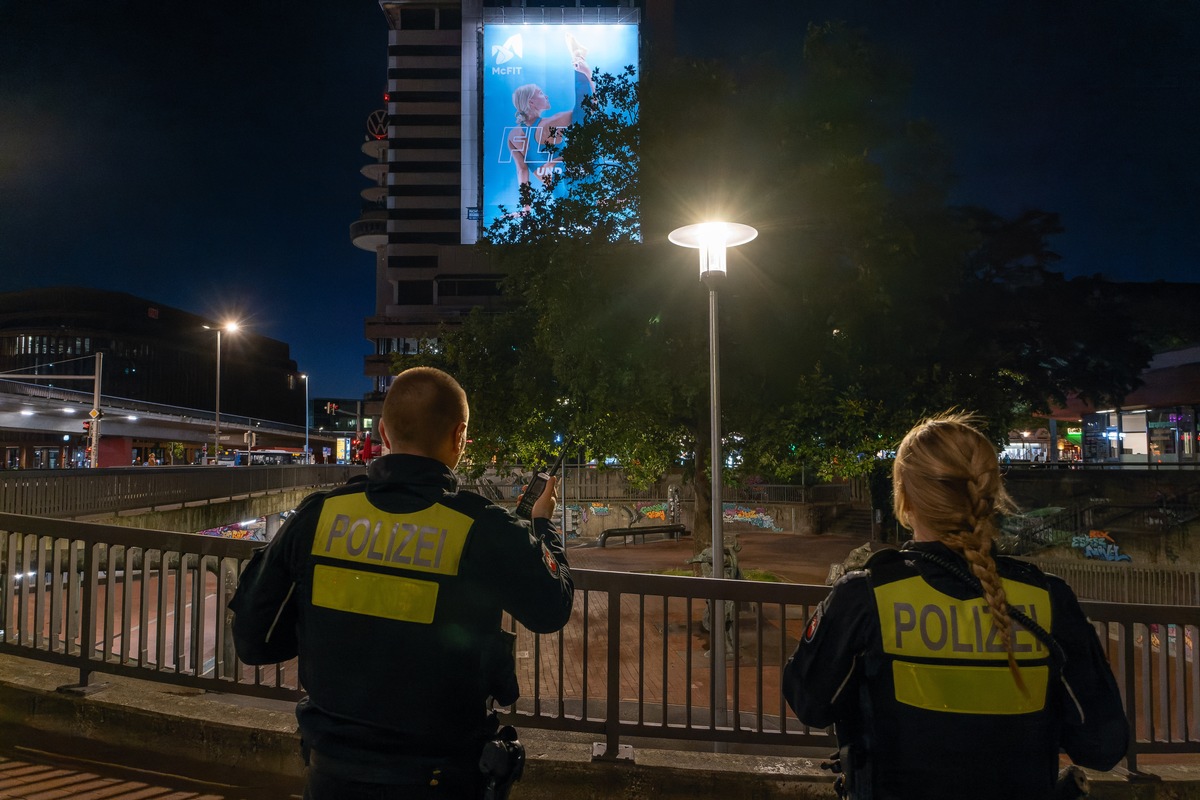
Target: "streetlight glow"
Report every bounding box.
[669,219,757,748]
[301,373,310,464]
[669,221,758,279]
[204,321,241,464]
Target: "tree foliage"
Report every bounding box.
[402,21,1152,523]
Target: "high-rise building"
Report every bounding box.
[352,0,646,417]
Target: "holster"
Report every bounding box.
[1054,765,1090,799]
[836,740,872,800]
[479,725,525,800]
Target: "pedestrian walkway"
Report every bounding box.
[0,746,285,800]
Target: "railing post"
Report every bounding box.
[59,540,107,694]
[219,557,239,679]
[593,587,633,762]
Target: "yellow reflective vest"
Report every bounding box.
[783,542,1128,800]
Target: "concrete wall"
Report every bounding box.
[1005,468,1199,508]
[77,488,314,533]
[0,653,1194,799]
[566,501,817,539]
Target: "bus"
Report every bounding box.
[217,449,306,466]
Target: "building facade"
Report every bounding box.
[352,0,646,416]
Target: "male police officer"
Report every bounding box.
[229,367,574,799]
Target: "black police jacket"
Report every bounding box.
[783,541,1128,800]
[229,454,575,763]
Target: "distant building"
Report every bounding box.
[0,287,305,467]
[352,0,649,416]
[1047,344,1200,466]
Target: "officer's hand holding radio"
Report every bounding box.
[519,475,558,520]
[515,437,571,520]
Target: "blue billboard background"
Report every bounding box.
[482,23,639,229]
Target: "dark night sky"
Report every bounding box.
[2,1,1197,398]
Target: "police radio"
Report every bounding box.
[514,437,572,520]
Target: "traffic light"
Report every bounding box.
[82,420,91,433]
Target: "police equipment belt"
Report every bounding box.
[308,748,472,785]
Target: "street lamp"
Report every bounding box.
[204,321,239,464]
[301,373,310,464]
[669,220,757,739]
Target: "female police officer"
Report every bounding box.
[784,412,1127,799]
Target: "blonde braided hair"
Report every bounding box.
[892,412,1026,690]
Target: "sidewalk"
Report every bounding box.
[0,747,252,800]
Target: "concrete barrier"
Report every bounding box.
[0,654,1196,799]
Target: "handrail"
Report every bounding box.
[1,511,1195,769]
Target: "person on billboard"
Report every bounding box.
[229,367,575,799]
[507,33,595,195]
[783,412,1128,799]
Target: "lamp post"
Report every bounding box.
[669,220,757,741]
[301,373,310,464]
[204,322,239,464]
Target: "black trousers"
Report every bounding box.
[303,750,487,800]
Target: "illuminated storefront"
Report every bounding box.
[1051,346,1200,466]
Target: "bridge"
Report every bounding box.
[0,376,339,469]
[1,470,1198,797]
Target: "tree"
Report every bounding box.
[406,22,1152,551]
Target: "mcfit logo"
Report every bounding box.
[492,33,523,64]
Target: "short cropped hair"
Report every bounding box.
[381,367,468,455]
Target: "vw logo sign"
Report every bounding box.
[367,109,388,139]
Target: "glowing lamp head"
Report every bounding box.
[669,221,758,281]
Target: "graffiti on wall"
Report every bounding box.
[722,504,783,531]
[637,502,668,522]
[590,502,611,516]
[1071,529,1132,562]
[200,521,263,541]
[1138,624,1194,661]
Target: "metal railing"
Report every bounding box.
[463,469,839,505]
[0,465,365,518]
[1027,558,1200,606]
[1,511,1196,771]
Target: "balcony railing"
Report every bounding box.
[1,511,1195,771]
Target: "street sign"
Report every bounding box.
[89,408,99,419]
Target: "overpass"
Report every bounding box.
[0,464,364,533]
[0,376,342,468]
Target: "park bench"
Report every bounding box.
[598,523,688,547]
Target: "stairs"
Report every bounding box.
[824,505,874,537]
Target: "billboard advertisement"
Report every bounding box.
[482,23,639,229]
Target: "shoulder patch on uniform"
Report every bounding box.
[541,542,560,577]
[803,604,823,642]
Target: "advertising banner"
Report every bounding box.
[482,23,639,229]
